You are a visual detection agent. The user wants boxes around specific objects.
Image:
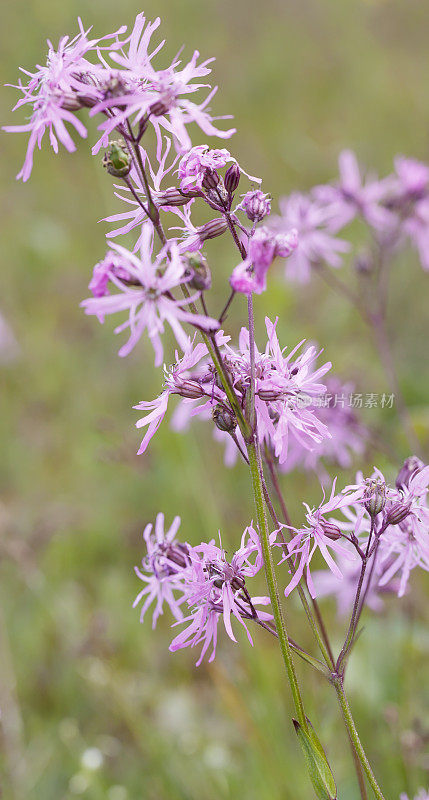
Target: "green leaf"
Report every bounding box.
[293,717,337,800]
[289,643,331,679]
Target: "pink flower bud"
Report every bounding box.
[198,218,228,241]
[224,163,241,194]
[384,501,411,526]
[202,167,220,191]
[320,521,342,541]
[241,190,271,222]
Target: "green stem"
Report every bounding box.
[247,441,307,728]
[263,464,368,799]
[265,454,335,669]
[333,678,386,800]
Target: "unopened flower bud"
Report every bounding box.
[257,387,282,401]
[364,478,386,517]
[320,521,342,541]
[156,187,193,207]
[198,218,228,242]
[212,404,236,432]
[224,163,241,194]
[175,380,205,399]
[395,455,424,489]
[202,168,220,191]
[241,190,272,222]
[384,501,411,526]
[103,140,131,178]
[185,253,212,291]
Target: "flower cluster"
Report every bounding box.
[134,513,273,665]
[280,376,369,481]
[135,317,332,464]
[282,458,429,603]
[6,14,429,796]
[271,150,429,281]
[3,14,235,181]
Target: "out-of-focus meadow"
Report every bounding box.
[1,1,429,798]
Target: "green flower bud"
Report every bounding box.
[103,139,131,178]
[364,478,386,517]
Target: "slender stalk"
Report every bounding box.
[219,287,236,322]
[244,294,307,726]
[371,312,421,454]
[265,455,336,668]
[336,560,367,675]
[314,258,421,454]
[260,472,335,671]
[247,441,306,728]
[333,678,386,800]
[123,127,251,442]
[246,294,256,430]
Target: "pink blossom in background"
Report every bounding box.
[280,377,368,481]
[313,149,395,232]
[270,192,350,283]
[393,156,429,201]
[311,549,399,616]
[402,197,429,271]
[0,312,20,364]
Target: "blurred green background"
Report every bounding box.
[1,1,428,798]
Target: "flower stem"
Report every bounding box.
[265,453,336,668]
[247,440,307,728]
[332,678,386,800]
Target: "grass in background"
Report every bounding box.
[1,1,428,797]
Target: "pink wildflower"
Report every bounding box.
[133,512,190,628]
[90,14,235,157]
[178,145,234,191]
[88,249,132,299]
[81,226,219,364]
[279,480,364,598]
[169,525,274,665]
[3,20,124,181]
[134,332,230,454]
[230,226,298,294]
